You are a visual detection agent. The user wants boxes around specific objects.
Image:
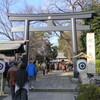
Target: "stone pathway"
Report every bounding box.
[1,70,78,100]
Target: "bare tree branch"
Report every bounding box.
[55,4,67,13]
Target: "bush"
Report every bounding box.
[96,59,100,73]
[76,84,100,100]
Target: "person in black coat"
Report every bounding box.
[15,62,29,100]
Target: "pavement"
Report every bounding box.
[0,70,79,100]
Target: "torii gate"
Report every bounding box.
[7,11,94,78]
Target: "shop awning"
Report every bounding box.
[0,41,26,56]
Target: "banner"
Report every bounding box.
[87,33,96,73]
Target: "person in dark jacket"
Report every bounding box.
[7,62,19,100]
[33,61,38,81]
[15,62,28,100]
[26,61,37,89]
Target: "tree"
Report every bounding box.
[28,32,57,62]
[0,0,37,41]
[50,46,58,59]
[43,0,95,13]
[58,32,72,59]
[44,0,100,60]
[43,0,91,59]
[0,0,24,41]
[80,0,100,59]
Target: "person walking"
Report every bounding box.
[41,62,46,75]
[7,62,19,100]
[26,60,37,89]
[61,63,66,72]
[61,60,66,72]
[15,62,28,100]
[33,61,38,81]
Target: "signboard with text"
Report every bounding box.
[87,33,96,73]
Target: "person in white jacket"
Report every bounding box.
[41,62,46,75]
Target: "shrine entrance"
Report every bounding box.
[7,11,94,78]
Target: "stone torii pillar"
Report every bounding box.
[24,20,29,66]
[71,18,78,78]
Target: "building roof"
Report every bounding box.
[74,52,89,58]
[56,51,67,59]
[0,41,26,56]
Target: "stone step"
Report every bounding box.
[30,88,75,92]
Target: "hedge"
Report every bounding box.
[76,84,100,100]
[96,59,100,73]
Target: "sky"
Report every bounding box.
[13,0,59,46]
[9,0,42,12]
[18,0,45,7]
[0,0,59,46]
[13,0,46,12]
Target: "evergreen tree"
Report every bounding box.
[80,1,100,59]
